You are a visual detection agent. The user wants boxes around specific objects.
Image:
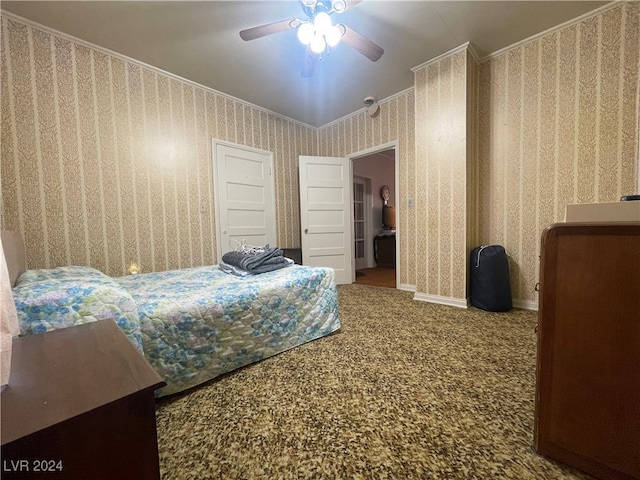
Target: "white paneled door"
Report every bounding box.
[299,155,353,284]
[213,142,276,261]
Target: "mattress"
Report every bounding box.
[13,264,340,397]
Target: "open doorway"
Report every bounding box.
[351,147,396,288]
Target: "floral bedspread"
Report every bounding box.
[13,264,340,397]
[13,266,142,351]
[116,265,340,396]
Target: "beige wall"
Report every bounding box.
[0,17,316,276]
[478,1,639,305]
[319,2,639,307]
[466,49,481,292]
[414,47,476,304]
[317,90,416,288]
[2,3,638,307]
[321,46,476,303]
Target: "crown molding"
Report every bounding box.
[318,86,415,130]
[411,42,472,72]
[0,10,317,131]
[479,1,622,63]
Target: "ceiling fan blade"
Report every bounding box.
[331,0,363,13]
[301,45,320,78]
[339,24,384,62]
[240,18,299,41]
[345,0,364,10]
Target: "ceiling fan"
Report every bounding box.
[239,0,384,77]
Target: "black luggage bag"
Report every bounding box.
[470,245,512,312]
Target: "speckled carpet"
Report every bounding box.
[155,284,591,480]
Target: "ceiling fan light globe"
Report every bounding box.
[331,0,347,13]
[310,34,326,54]
[313,12,332,35]
[297,22,315,45]
[325,25,342,47]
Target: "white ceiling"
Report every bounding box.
[2,1,609,127]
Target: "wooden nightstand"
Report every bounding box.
[374,234,396,268]
[1,320,166,479]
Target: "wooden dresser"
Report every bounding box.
[534,222,640,480]
[1,320,166,479]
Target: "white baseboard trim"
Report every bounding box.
[413,292,469,309]
[513,298,539,311]
[395,284,538,312]
[398,283,416,292]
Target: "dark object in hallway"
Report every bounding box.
[374,234,395,268]
[382,205,396,229]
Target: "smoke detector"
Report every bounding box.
[363,96,379,117]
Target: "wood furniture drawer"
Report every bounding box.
[534,222,640,480]
[1,320,166,479]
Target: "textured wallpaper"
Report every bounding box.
[2,2,639,307]
[478,2,639,305]
[318,2,639,307]
[414,47,475,304]
[319,47,476,304]
[0,16,316,276]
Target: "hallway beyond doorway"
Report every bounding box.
[355,267,396,289]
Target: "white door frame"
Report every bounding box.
[348,141,399,287]
[212,139,277,262]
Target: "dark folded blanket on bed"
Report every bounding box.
[222,246,291,274]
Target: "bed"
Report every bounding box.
[2,231,340,397]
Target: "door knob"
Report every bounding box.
[304,228,309,234]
